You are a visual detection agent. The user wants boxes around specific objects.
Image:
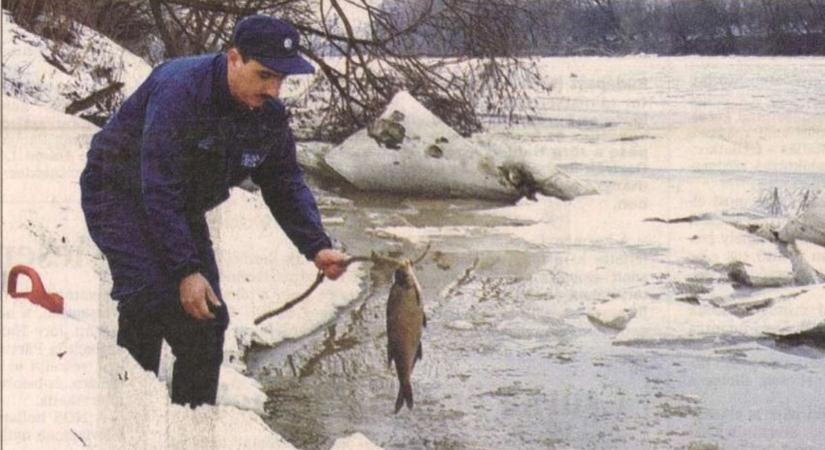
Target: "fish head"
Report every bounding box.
[393,259,415,287]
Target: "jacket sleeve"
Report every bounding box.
[251,124,332,261]
[140,80,204,282]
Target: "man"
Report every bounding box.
[80,15,347,407]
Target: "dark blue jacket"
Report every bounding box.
[82,53,331,283]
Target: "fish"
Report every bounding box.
[386,259,427,413]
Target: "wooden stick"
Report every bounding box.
[253,271,325,325]
[254,251,412,325]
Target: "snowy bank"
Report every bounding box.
[2,10,151,121]
[2,95,372,448]
[3,296,297,450]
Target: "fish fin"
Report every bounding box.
[387,348,394,368]
[416,342,423,361]
[423,313,428,328]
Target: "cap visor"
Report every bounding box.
[260,55,315,75]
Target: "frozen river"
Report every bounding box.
[248,57,824,449]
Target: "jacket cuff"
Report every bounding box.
[302,236,333,261]
[171,260,203,284]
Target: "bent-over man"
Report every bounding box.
[80,15,347,407]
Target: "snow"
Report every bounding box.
[329,433,383,450]
[587,298,645,330]
[780,194,825,247]
[4,296,297,450]
[4,6,825,446]
[368,57,825,352]
[2,10,151,114]
[607,284,825,345]
[2,12,378,447]
[324,90,593,201]
[483,56,825,174]
[1,16,373,445]
[795,240,825,275]
[614,300,754,345]
[1,92,374,448]
[744,285,825,336]
[324,90,510,199]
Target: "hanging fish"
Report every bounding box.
[386,259,427,413]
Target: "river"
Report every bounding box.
[248,57,825,450]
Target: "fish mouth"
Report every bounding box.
[393,268,409,286]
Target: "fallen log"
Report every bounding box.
[65,82,124,115]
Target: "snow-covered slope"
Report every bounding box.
[3,295,298,450]
[2,10,151,121]
[1,12,373,447]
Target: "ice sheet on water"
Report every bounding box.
[600,284,825,345]
[447,320,476,331]
[496,316,561,339]
[744,285,825,336]
[796,241,825,276]
[486,57,825,174]
[587,298,648,331]
[486,200,791,281]
[614,301,756,345]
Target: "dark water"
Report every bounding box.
[246,167,824,450]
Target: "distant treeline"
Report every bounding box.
[3,0,823,58]
[382,0,825,56]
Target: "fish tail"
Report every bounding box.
[394,385,404,413]
[394,380,414,413]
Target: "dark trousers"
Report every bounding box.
[117,296,228,407]
[81,169,229,407]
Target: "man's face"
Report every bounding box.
[227,48,285,109]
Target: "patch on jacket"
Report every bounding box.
[198,136,219,152]
[241,152,265,168]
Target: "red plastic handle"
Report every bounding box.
[7,265,64,314]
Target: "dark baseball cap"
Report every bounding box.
[232,15,314,75]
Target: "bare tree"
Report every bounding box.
[8,0,823,133]
[131,0,552,141]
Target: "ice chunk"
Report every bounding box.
[615,301,754,345]
[324,91,593,201]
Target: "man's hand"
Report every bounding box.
[179,272,222,320]
[314,248,348,280]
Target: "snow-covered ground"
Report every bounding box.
[1,93,370,450]
[1,10,150,118]
[4,7,825,449]
[1,13,370,450]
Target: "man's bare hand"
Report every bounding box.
[179,272,222,320]
[314,248,348,280]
